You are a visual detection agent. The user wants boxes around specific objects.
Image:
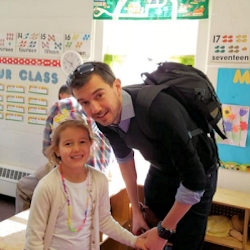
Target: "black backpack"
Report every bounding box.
[130,61,226,140]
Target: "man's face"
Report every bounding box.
[72,74,122,126]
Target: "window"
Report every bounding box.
[103,19,198,84]
[103,19,199,187]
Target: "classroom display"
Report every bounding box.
[209,33,249,64]
[93,0,209,20]
[0,31,91,126]
[0,32,91,57]
[216,68,250,172]
[0,31,92,170]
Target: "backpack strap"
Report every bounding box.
[136,84,204,139]
[213,124,227,140]
[136,84,170,138]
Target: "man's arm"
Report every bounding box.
[143,201,192,249]
[119,158,149,234]
[142,93,208,249]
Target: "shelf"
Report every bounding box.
[205,234,242,249]
[213,188,250,210]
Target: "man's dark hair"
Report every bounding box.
[58,84,71,100]
[66,61,116,90]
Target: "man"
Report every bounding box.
[58,84,71,100]
[66,61,219,250]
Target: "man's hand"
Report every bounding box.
[141,227,167,250]
[132,207,150,235]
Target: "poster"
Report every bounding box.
[177,0,208,19]
[17,32,39,54]
[64,32,91,58]
[0,64,60,126]
[0,31,92,58]
[93,0,209,20]
[216,68,250,172]
[209,33,249,64]
[216,104,249,147]
[0,32,15,53]
[40,33,63,55]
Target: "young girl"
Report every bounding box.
[25,100,146,250]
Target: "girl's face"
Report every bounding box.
[56,126,92,170]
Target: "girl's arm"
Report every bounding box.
[25,180,51,250]
[98,174,138,248]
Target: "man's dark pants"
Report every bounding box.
[144,166,218,250]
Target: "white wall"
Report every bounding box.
[196,0,250,193]
[0,0,103,171]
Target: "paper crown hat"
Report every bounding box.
[43,97,111,171]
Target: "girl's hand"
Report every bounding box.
[134,236,149,250]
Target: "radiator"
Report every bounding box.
[0,165,34,197]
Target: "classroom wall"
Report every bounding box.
[1,0,249,193]
[0,0,103,172]
[196,0,250,193]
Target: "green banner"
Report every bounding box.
[93,0,208,20]
[177,0,208,19]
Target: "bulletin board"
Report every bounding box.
[216,68,250,172]
[0,0,95,171]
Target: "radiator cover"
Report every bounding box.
[0,165,33,197]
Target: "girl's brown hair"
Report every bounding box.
[45,120,93,165]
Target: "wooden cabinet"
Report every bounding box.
[205,188,250,250]
[101,187,250,250]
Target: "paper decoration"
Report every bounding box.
[40,33,63,55]
[28,116,46,125]
[93,0,208,20]
[7,104,25,113]
[5,112,24,122]
[209,33,249,63]
[6,85,25,93]
[216,104,249,147]
[28,106,48,115]
[216,68,250,172]
[6,95,25,104]
[177,0,208,19]
[0,31,92,58]
[64,33,91,58]
[93,0,173,20]
[28,97,48,107]
[220,161,250,172]
[0,83,4,91]
[0,65,60,125]
[17,32,39,54]
[0,32,15,53]
[28,85,49,95]
[0,56,61,67]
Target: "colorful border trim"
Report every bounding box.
[0,57,61,67]
[220,161,250,172]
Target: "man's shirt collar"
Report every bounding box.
[117,89,135,132]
